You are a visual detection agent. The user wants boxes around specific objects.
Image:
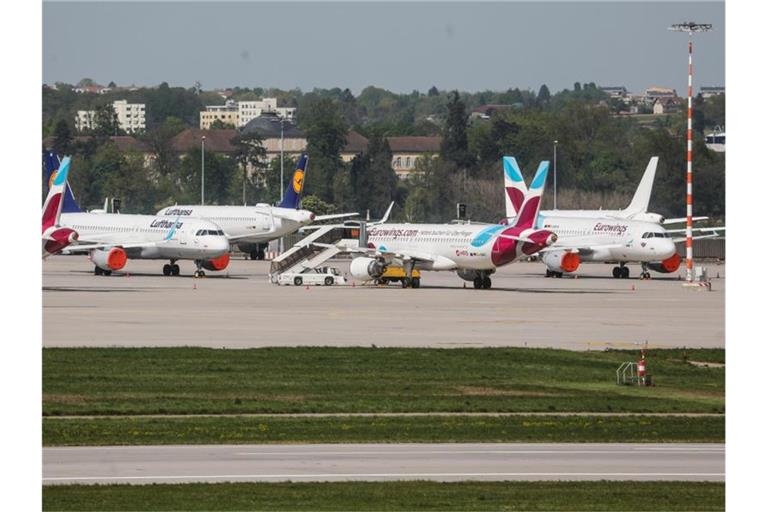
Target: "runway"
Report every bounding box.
[43,443,724,485]
[43,256,725,349]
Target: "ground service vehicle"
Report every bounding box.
[277,267,347,286]
[374,267,422,288]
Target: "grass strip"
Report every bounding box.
[42,480,725,511]
[43,414,724,446]
[44,347,724,416]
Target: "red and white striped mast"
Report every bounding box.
[669,22,712,283]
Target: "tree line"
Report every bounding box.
[43,82,725,222]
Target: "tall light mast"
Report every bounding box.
[669,21,712,283]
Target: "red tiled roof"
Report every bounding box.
[386,136,442,153]
[343,130,369,153]
[170,128,239,153]
[42,135,151,153]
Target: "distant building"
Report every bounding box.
[199,98,296,129]
[644,86,678,104]
[470,104,514,120]
[652,97,681,115]
[600,86,628,98]
[199,100,239,129]
[240,112,306,159]
[705,130,725,152]
[341,131,370,162]
[73,85,112,94]
[170,128,239,155]
[388,136,441,178]
[700,86,725,99]
[75,100,146,133]
[112,100,146,133]
[237,98,296,127]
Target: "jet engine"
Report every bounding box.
[202,253,231,272]
[647,253,682,273]
[457,269,487,282]
[349,257,385,280]
[541,250,581,273]
[89,247,127,271]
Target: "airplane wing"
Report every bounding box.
[663,216,709,224]
[671,233,722,243]
[665,227,725,234]
[226,230,277,242]
[314,212,359,222]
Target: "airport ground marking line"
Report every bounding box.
[231,449,725,456]
[42,472,726,482]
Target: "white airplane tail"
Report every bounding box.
[623,156,658,216]
[503,156,528,218]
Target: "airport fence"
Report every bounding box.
[675,238,725,260]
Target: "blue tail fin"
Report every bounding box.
[277,154,308,209]
[44,151,81,213]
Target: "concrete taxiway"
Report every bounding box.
[42,443,725,485]
[43,256,725,349]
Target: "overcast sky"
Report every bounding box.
[43,1,725,95]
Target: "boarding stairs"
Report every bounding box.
[269,225,360,281]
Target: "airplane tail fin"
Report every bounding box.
[511,160,549,230]
[42,156,72,230]
[44,151,81,213]
[277,154,308,209]
[503,156,528,218]
[624,156,658,216]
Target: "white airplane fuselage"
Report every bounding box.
[158,205,314,244]
[366,222,555,271]
[535,214,677,263]
[60,213,230,260]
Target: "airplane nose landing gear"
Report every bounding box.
[193,260,206,279]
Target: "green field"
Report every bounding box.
[43,347,725,416]
[43,413,724,446]
[42,481,725,511]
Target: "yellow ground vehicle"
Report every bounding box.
[375,267,421,288]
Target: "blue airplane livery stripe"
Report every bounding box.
[53,157,71,186]
[530,161,550,189]
[503,157,524,183]
[470,224,506,248]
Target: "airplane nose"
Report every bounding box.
[659,240,676,259]
[214,237,230,255]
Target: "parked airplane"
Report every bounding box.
[342,160,557,288]
[42,155,78,258]
[504,155,707,225]
[156,154,356,259]
[44,154,230,277]
[501,156,721,278]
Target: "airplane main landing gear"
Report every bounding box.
[472,274,492,289]
[162,262,180,276]
[612,265,630,279]
[94,266,112,276]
